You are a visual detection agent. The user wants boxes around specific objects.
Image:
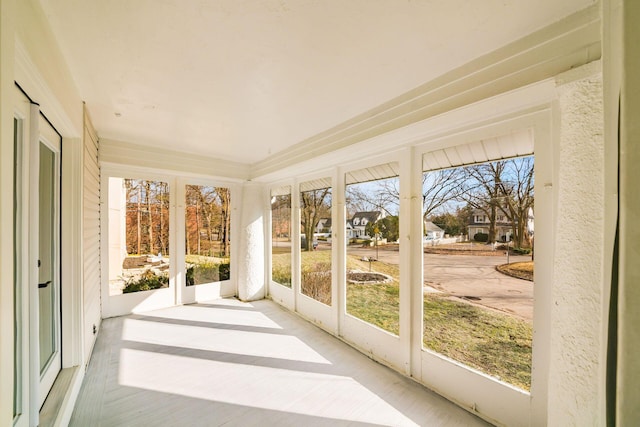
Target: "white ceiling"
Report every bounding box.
[38,0,593,165]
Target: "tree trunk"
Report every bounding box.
[159,186,165,255]
[185,204,191,256]
[146,182,154,254]
[137,184,142,255]
[196,199,201,255]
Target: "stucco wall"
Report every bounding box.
[237,183,266,301]
[548,64,605,424]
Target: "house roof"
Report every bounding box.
[351,211,383,225]
[319,218,332,228]
[424,221,444,232]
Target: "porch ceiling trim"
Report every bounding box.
[422,128,534,172]
[99,138,250,181]
[250,4,600,180]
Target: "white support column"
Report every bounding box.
[547,62,605,425]
[617,1,640,423]
[398,147,414,376]
[61,137,84,368]
[237,182,265,301]
[174,179,186,305]
[261,185,270,299]
[291,180,301,311]
[408,147,424,379]
[335,166,346,337]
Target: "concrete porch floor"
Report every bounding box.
[70,298,490,426]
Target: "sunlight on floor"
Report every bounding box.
[118,348,418,426]
[120,316,332,365]
[72,299,488,426]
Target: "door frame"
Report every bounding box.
[9,38,88,427]
[33,113,63,409]
[13,83,83,427]
[100,167,177,318]
[175,177,239,305]
[100,167,242,317]
[293,171,338,334]
[338,151,409,372]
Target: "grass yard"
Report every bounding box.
[346,254,400,335]
[272,249,533,390]
[424,294,532,390]
[271,251,292,287]
[301,250,332,304]
[497,261,534,281]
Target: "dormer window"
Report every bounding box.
[362,219,367,225]
[353,218,360,225]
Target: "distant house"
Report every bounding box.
[350,211,384,239]
[315,217,332,234]
[317,211,385,239]
[467,208,512,242]
[424,221,444,240]
[346,219,354,238]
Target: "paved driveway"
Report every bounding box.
[347,245,533,321]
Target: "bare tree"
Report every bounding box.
[457,161,506,243]
[422,168,466,220]
[346,177,400,218]
[158,181,169,255]
[271,194,291,242]
[300,188,331,251]
[497,157,534,248]
[216,187,231,257]
[146,181,154,254]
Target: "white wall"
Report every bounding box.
[0,0,17,424]
[548,63,606,424]
[0,0,89,425]
[237,183,266,301]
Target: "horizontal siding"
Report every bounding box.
[83,109,101,364]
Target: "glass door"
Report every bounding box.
[180,182,234,303]
[37,116,62,408]
[296,178,335,328]
[342,161,405,368]
[103,175,175,317]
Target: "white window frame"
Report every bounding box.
[413,110,552,426]
[100,164,240,318]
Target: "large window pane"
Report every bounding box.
[271,186,292,287]
[345,163,400,335]
[300,179,332,305]
[108,178,170,295]
[13,117,22,419]
[422,156,534,390]
[185,185,231,285]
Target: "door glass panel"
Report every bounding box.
[108,178,170,295]
[271,186,292,287]
[422,156,534,390]
[13,117,23,419]
[300,179,332,305]
[185,185,231,285]
[345,163,400,335]
[38,143,57,373]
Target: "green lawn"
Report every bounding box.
[424,294,532,390]
[273,249,533,390]
[271,251,292,287]
[346,254,400,335]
